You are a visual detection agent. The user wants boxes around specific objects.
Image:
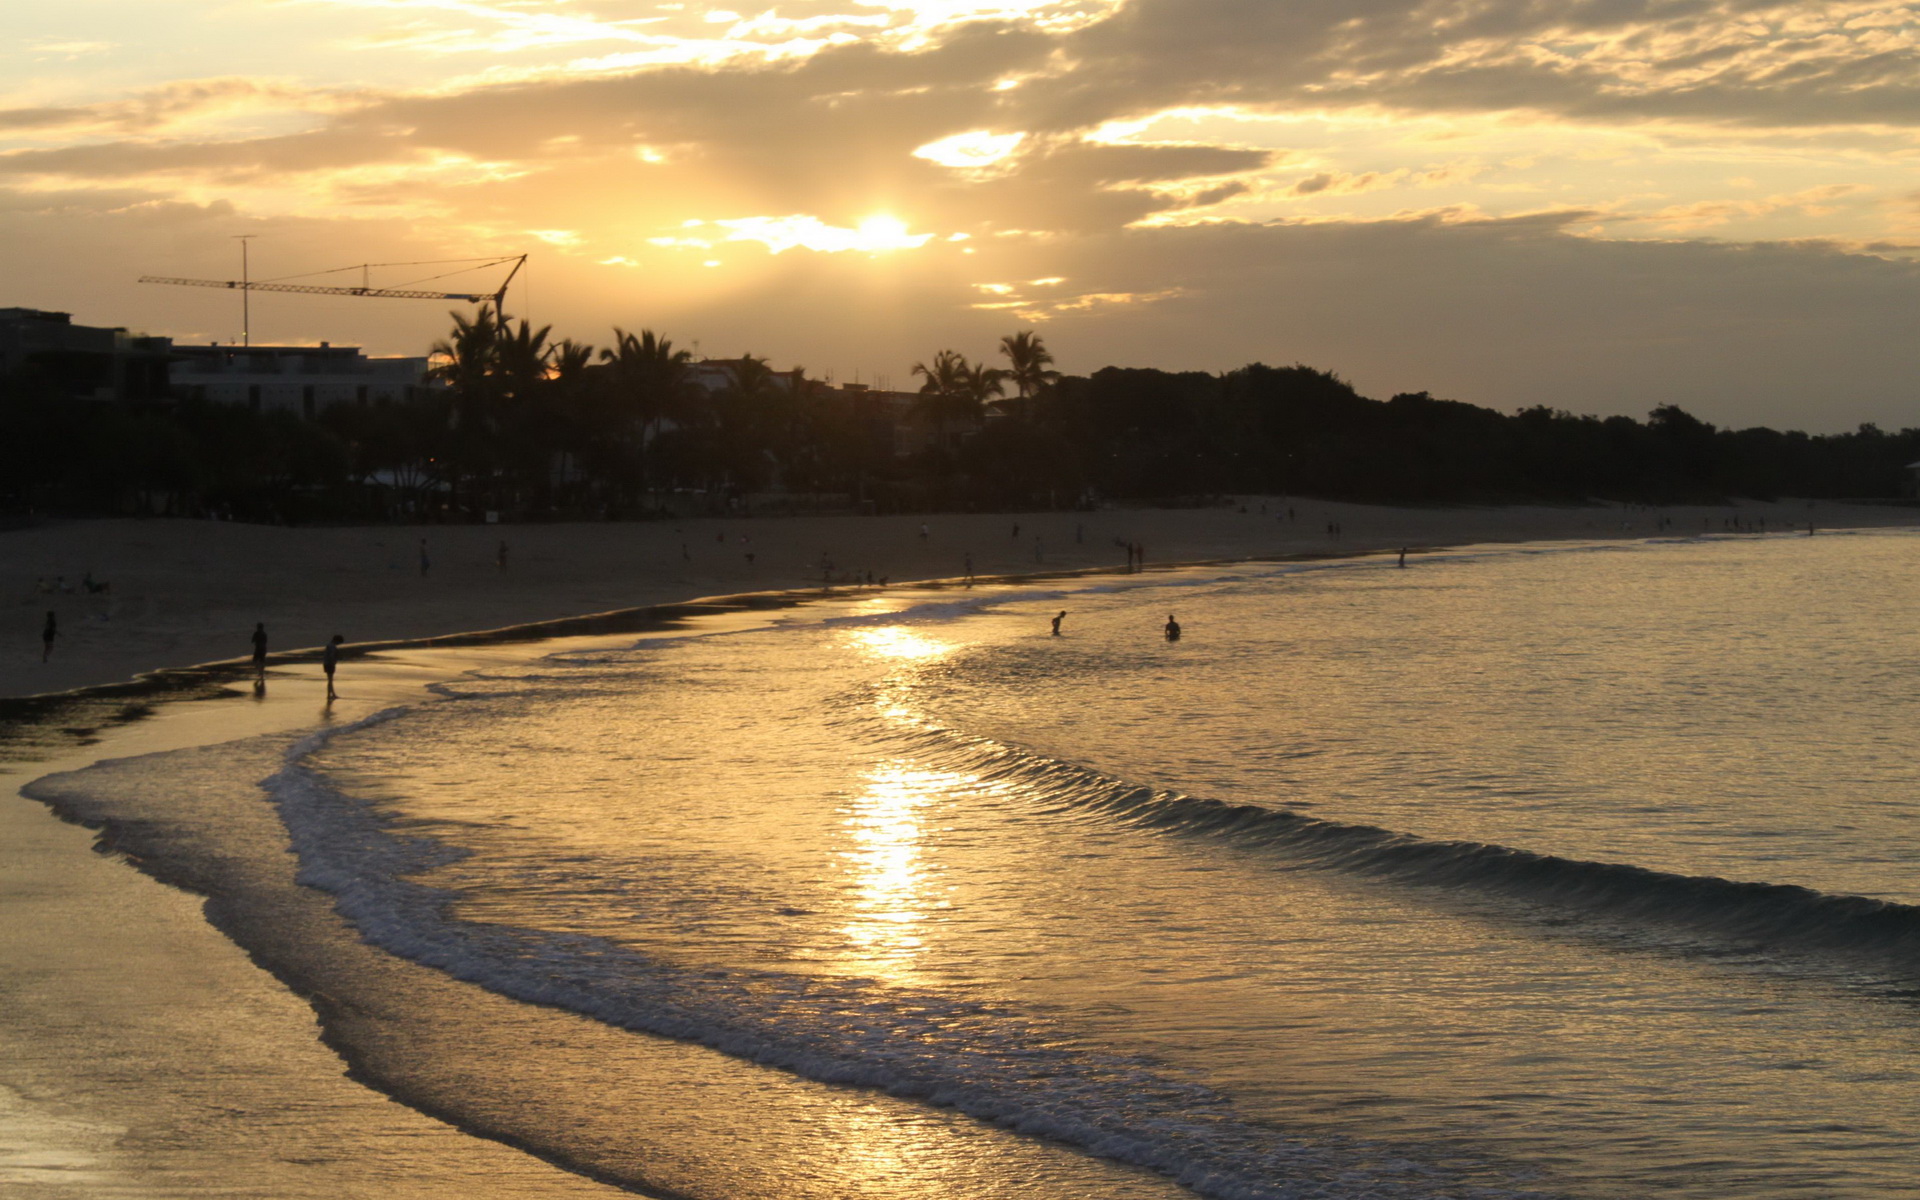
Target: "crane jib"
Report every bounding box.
[137,276,491,303]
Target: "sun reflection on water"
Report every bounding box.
[845,625,953,661]
[838,762,965,983]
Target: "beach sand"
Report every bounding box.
[3,499,1915,1196]
[5,497,1904,700]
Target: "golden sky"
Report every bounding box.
[5,0,1919,428]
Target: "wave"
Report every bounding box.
[268,712,1554,1200]
[865,717,1920,971]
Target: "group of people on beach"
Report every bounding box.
[244,622,346,701]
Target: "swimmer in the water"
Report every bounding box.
[1051,610,1066,636]
[1164,614,1181,642]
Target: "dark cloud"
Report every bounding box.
[0,107,89,131]
[955,214,1920,431]
[1023,0,1920,129]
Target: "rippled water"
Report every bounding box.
[286,530,1920,1198]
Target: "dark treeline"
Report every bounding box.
[2,308,1912,520]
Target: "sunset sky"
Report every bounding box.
[4,0,1918,430]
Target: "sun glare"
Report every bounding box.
[716,213,934,254]
[857,214,910,244]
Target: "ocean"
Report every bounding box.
[19,529,1920,1198]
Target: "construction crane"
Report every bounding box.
[139,253,526,345]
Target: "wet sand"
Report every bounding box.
[0,646,632,1198]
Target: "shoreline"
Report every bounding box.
[1,569,1219,1197]
[7,497,1906,702]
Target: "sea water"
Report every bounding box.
[41,530,1920,1197]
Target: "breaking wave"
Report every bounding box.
[862,713,1920,971]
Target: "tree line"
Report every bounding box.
[1,306,1913,521]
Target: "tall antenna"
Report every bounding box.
[234,235,257,346]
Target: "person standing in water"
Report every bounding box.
[418,538,431,576]
[40,611,56,662]
[1051,610,1066,636]
[1164,613,1181,642]
[250,622,269,676]
[323,634,344,700]
[1398,547,1407,568]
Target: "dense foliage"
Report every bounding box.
[2,311,1913,520]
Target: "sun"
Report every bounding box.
[857,215,911,243]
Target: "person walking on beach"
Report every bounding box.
[964,552,974,583]
[40,611,56,662]
[418,538,431,576]
[251,622,269,676]
[323,634,344,701]
[1164,613,1181,642]
[1051,610,1067,636]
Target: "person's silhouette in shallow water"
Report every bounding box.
[323,634,345,701]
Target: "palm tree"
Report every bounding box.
[428,304,504,425]
[910,349,967,399]
[911,350,1003,452]
[999,330,1059,399]
[959,359,1009,411]
[545,338,596,505]
[599,328,692,495]
[427,304,510,508]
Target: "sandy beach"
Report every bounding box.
[7,497,1909,701]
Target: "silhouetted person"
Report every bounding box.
[1164,613,1181,642]
[251,622,268,676]
[497,540,509,572]
[40,611,56,662]
[418,538,431,576]
[1051,610,1066,636]
[964,552,974,583]
[323,634,344,700]
[1398,548,1407,568]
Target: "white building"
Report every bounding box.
[170,342,437,417]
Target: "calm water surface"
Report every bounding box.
[276,530,1920,1197]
